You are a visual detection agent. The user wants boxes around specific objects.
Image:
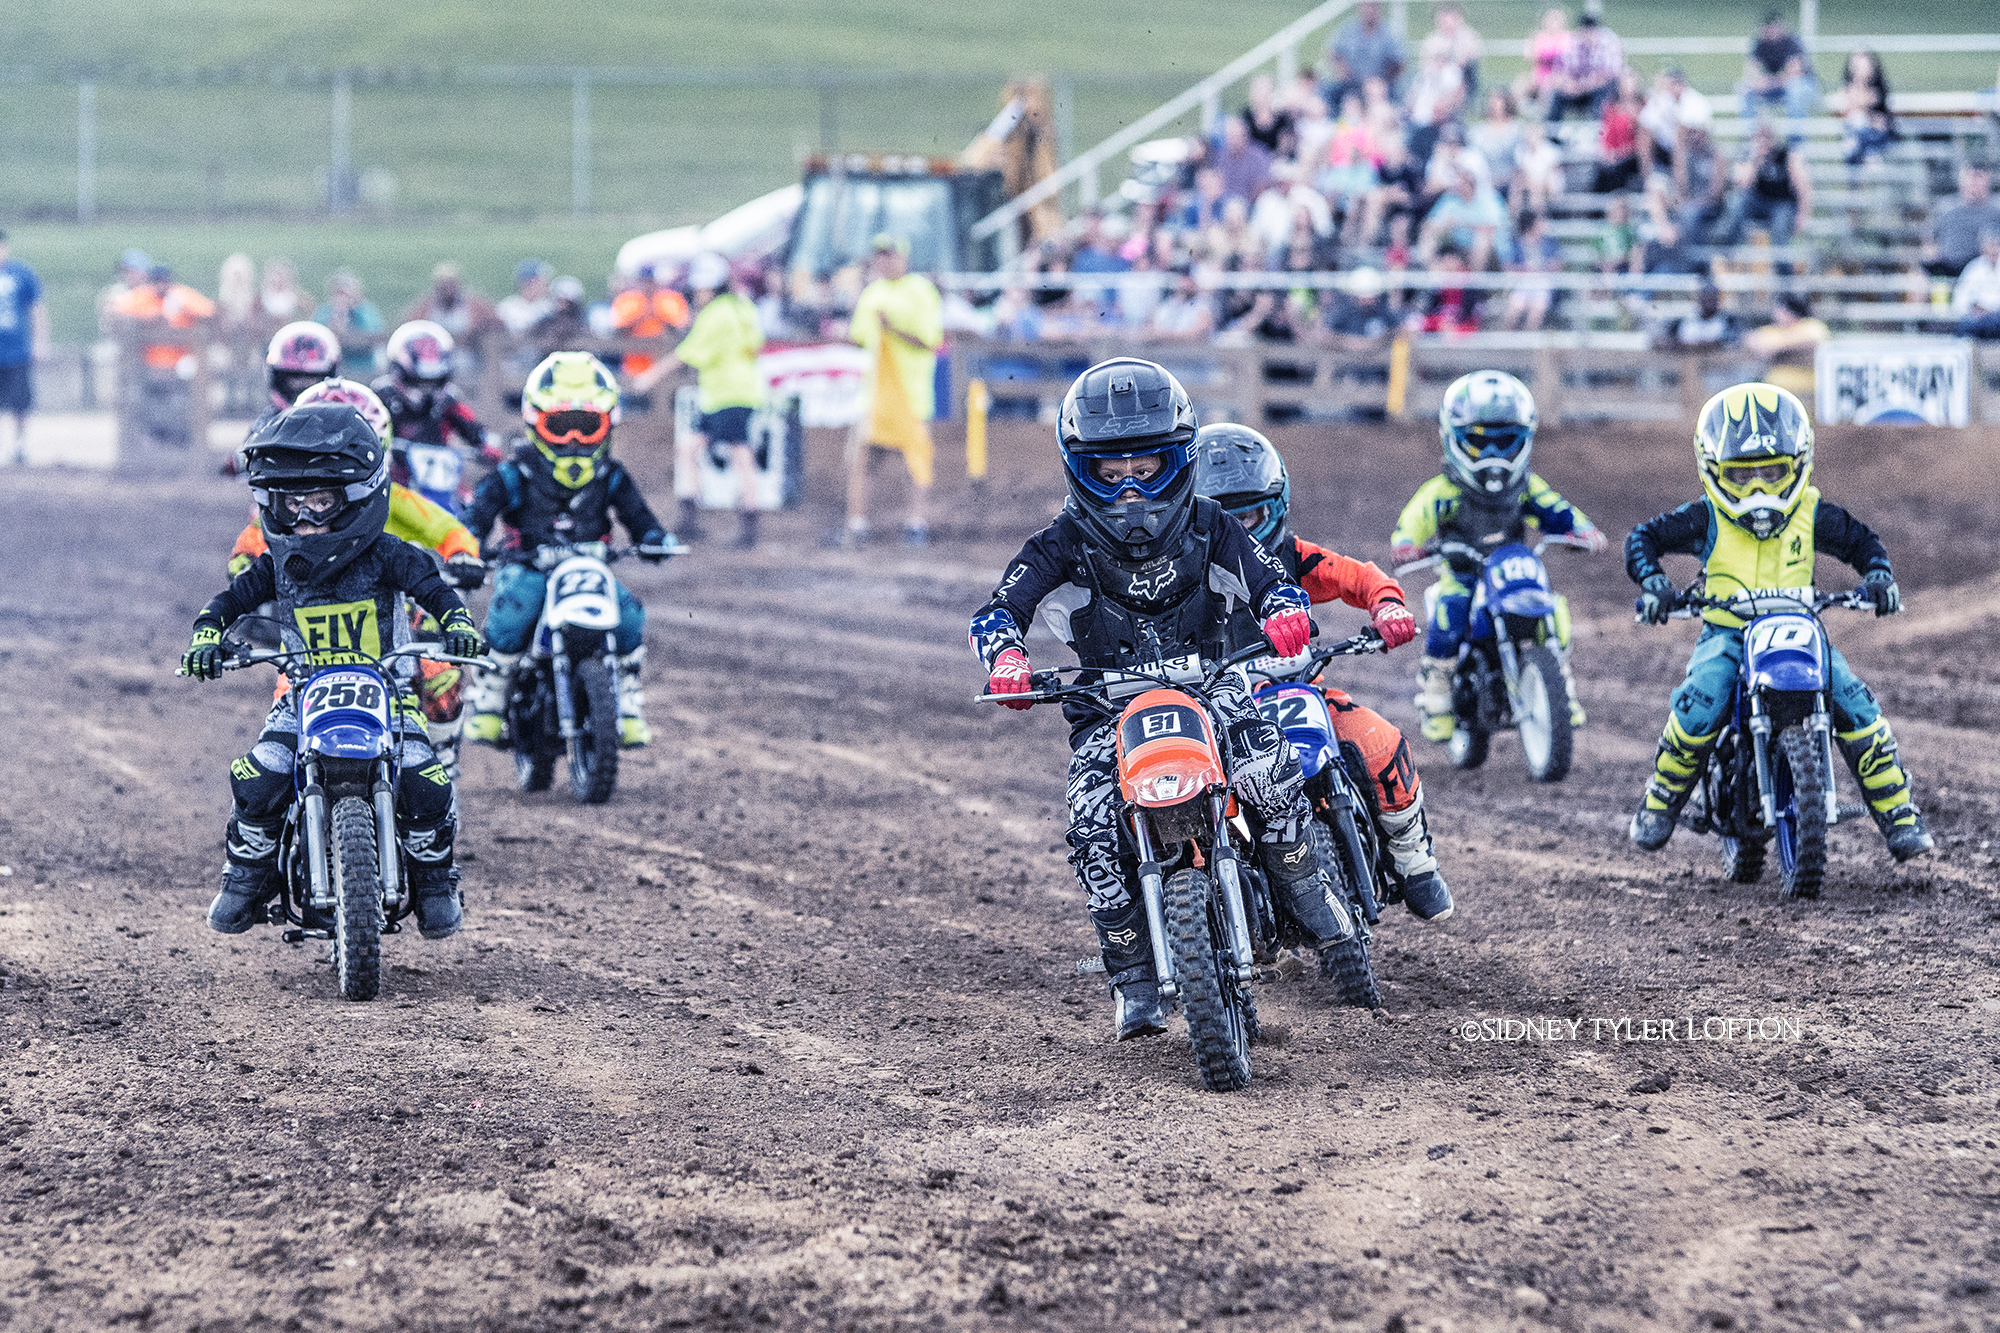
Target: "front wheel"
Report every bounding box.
[1446,721,1489,770]
[567,657,620,805]
[1773,725,1829,900]
[330,796,384,1001]
[1515,644,1573,783]
[1163,868,1253,1092]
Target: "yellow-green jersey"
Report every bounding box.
[1393,472,1596,581]
[674,291,764,413]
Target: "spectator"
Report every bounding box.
[258,259,308,323]
[1420,166,1510,272]
[109,264,216,448]
[1470,89,1524,202]
[1593,87,1642,193]
[1147,267,1216,343]
[313,270,384,379]
[1637,68,1712,186]
[216,254,256,330]
[1324,1,1406,108]
[1714,121,1811,257]
[496,259,554,335]
[1318,265,1396,349]
[1317,93,1380,228]
[1183,165,1230,232]
[1500,210,1561,330]
[1516,117,1564,215]
[0,230,48,465]
[1550,1,1622,122]
[1249,163,1333,259]
[97,249,152,332]
[403,261,502,389]
[1952,227,2000,339]
[1069,209,1131,316]
[1595,195,1638,272]
[1406,44,1469,166]
[1214,115,1274,209]
[1634,178,1704,275]
[1518,7,1572,116]
[1240,74,1295,156]
[840,234,942,547]
[1424,121,1491,201]
[1922,166,2000,278]
[1672,121,1730,242]
[1745,291,1827,398]
[1359,132,1426,257]
[1420,3,1485,100]
[530,276,593,355]
[990,286,1044,343]
[1290,75,1337,170]
[753,268,796,340]
[1654,280,1743,350]
[606,263,691,382]
[1413,248,1483,333]
[1741,9,1818,125]
[1837,49,1896,167]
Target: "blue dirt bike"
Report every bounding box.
[185,620,493,1000]
[1650,585,1873,900]
[1243,630,1388,1008]
[1398,534,1591,782]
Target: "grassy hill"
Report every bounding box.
[5,1,1994,337]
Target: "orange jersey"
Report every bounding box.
[610,287,691,376]
[1290,537,1405,611]
[112,283,216,368]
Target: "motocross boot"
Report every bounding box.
[1414,655,1457,742]
[1257,824,1355,950]
[616,648,652,748]
[1629,715,1716,851]
[208,861,277,934]
[1093,902,1168,1041]
[676,498,707,542]
[462,650,521,747]
[1558,643,1586,728]
[1378,791,1454,921]
[1835,719,1933,862]
[408,864,463,940]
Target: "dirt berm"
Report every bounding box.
[0,412,1996,1332]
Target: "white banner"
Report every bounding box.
[1815,338,1972,427]
[757,343,870,429]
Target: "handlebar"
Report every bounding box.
[177,642,499,679]
[1393,533,1594,577]
[1642,586,1873,623]
[1241,630,1386,684]
[975,637,1277,710]
[491,538,690,569]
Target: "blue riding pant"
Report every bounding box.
[1668,624,1881,738]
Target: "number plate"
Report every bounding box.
[554,567,611,600]
[300,669,390,728]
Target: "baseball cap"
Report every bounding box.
[870,233,911,257]
[515,258,552,284]
[120,248,151,272]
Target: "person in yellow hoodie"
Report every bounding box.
[634,252,766,548]
[227,379,486,778]
[839,233,943,548]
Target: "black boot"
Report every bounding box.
[1877,806,1934,863]
[209,862,277,934]
[1092,902,1168,1041]
[676,498,706,542]
[1258,827,1354,948]
[734,510,759,549]
[409,864,462,940]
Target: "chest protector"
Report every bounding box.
[1703,487,1820,628]
[1051,511,1244,672]
[1438,479,1531,575]
[382,384,461,447]
[505,459,619,549]
[271,535,410,667]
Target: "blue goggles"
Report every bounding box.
[1461,424,1531,459]
[1067,445,1188,503]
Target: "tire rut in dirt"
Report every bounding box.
[1163,867,1252,1092]
[1775,724,1828,900]
[331,795,383,1002]
[1518,644,1573,783]
[569,658,620,805]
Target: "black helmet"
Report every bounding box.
[244,404,391,584]
[1192,422,1289,552]
[1058,358,1199,559]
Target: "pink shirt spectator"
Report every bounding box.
[1529,31,1570,91]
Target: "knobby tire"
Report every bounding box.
[1163,868,1252,1092]
[569,658,620,805]
[1774,725,1828,900]
[330,796,383,1002]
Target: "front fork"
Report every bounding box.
[1125,794,1259,1000]
[550,629,620,741]
[1749,691,1841,828]
[373,756,403,908]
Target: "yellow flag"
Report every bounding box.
[868,337,929,454]
[965,378,991,480]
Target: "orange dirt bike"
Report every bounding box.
[981,640,1343,1093]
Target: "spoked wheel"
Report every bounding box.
[1516,645,1574,783]
[1163,868,1252,1092]
[515,745,557,793]
[330,796,383,1002]
[1719,833,1768,884]
[1446,722,1490,770]
[567,658,620,805]
[1773,725,1828,900]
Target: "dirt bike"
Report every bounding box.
[394,434,483,517]
[1243,630,1389,1008]
[980,640,1340,1093]
[497,537,683,804]
[182,621,494,1001]
[1397,533,1592,782]
[1648,584,1874,900]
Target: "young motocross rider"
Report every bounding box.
[372,320,499,505]
[1626,382,1933,860]
[1390,370,1607,743]
[227,379,488,779]
[460,352,673,751]
[1192,423,1453,921]
[181,403,486,939]
[971,358,1355,1042]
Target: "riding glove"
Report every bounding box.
[1864,570,1900,617]
[637,529,671,563]
[445,554,487,589]
[1262,609,1313,658]
[1390,543,1426,569]
[1371,600,1417,650]
[987,648,1034,710]
[1575,524,1609,554]
[439,610,485,660]
[1636,575,1675,625]
[182,624,225,680]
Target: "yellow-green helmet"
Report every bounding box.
[1695,382,1814,540]
[522,351,621,489]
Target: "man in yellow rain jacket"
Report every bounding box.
[838,233,943,549]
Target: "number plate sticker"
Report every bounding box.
[554,567,611,600]
[300,669,390,727]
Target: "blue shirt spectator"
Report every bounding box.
[0,235,45,369]
[1326,1,1406,103]
[1213,116,1274,208]
[1421,171,1513,270]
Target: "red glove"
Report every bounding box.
[1262,609,1312,658]
[1575,525,1609,554]
[987,648,1035,710]
[1390,543,1426,568]
[1371,600,1417,649]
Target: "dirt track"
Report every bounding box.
[2,412,1998,1333]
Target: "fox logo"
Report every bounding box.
[1127,564,1178,600]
